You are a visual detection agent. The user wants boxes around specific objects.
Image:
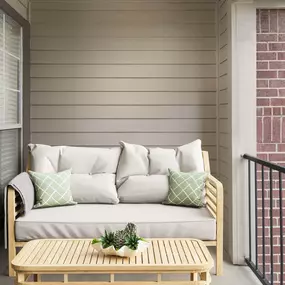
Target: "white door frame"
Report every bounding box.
[230,0,285,264]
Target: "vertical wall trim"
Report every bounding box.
[0,0,30,167]
[216,0,220,179]
[230,1,256,264]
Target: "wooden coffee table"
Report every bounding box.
[12,238,214,285]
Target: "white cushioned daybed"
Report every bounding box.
[7,140,223,276]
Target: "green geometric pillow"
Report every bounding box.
[29,169,77,209]
[163,170,207,207]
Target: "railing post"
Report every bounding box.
[269,169,273,285]
[248,159,252,262]
[261,165,265,278]
[254,162,258,270]
[279,172,283,285]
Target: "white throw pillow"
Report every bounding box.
[149,148,179,175]
[176,139,204,172]
[71,173,119,204]
[116,141,149,186]
[118,175,169,203]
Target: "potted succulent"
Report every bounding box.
[91,223,149,257]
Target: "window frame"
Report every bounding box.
[0,0,30,168]
[0,11,23,130]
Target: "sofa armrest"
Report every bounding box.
[8,186,24,219]
[8,172,35,215]
[205,174,223,222]
[205,174,223,275]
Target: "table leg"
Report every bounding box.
[15,273,25,285]
[200,271,211,285]
[157,273,162,283]
[34,274,41,282]
[64,274,68,283]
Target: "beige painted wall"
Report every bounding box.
[5,0,29,20]
[217,0,232,258]
[30,0,217,172]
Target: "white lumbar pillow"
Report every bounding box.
[176,139,204,172]
[71,173,119,204]
[118,175,169,203]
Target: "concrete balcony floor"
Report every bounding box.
[0,246,260,285]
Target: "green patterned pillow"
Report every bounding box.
[164,170,207,207]
[29,169,77,209]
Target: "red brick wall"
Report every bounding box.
[257,9,285,285]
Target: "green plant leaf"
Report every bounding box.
[91,238,101,244]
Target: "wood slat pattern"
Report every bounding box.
[12,239,213,270]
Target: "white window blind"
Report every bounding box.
[0,10,22,221]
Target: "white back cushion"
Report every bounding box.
[59,147,121,174]
[149,148,179,175]
[177,140,204,172]
[116,141,149,186]
[28,144,64,173]
[117,140,204,203]
[29,144,121,204]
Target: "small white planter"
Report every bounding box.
[91,240,150,258]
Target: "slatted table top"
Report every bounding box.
[12,239,214,273]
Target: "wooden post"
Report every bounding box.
[8,187,16,277]
[216,179,224,276]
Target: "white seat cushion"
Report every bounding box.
[15,204,216,241]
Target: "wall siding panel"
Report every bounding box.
[30,0,217,153]
[217,0,231,257]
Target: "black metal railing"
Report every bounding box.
[243,154,284,285]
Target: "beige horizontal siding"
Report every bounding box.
[31,24,215,37]
[31,119,217,133]
[31,38,216,51]
[31,78,216,92]
[31,65,216,78]
[31,106,216,119]
[30,92,216,105]
[31,51,216,64]
[31,132,216,147]
[31,2,216,11]
[32,11,215,24]
[30,0,217,155]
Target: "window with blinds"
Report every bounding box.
[0,10,22,222]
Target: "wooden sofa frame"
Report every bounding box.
[7,151,223,277]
